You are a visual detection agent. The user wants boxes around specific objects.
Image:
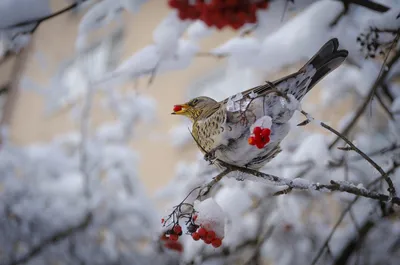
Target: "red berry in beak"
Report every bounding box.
[173,105,182,112]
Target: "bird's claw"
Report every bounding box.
[204,151,217,165]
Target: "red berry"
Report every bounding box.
[261,128,271,137]
[168,0,179,8]
[262,136,270,144]
[225,0,238,6]
[254,132,262,143]
[248,137,256,146]
[211,238,222,248]
[160,234,168,241]
[206,230,216,241]
[173,225,182,234]
[237,11,248,24]
[257,1,269,9]
[204,238,212,244]
[169,234,179,241]
[192,232,200,241]
[164,241,183,252]
[253,126,262,135]
[161,218,165,223]
[197,227,207,239]
[256,141,265,149]
[173,105,182,112]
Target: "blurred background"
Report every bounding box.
[1,0,399,265]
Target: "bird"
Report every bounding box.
[171,38,348,170]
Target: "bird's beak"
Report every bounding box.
[171,104,190,115]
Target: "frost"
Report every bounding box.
[232,93,243,102]
[366,8,400,31]
[214,186,252,218]
[249,90,258,98]
[291,178,311,189]
[194,198,226,239]
[250,116,272,132]
[226,96,240,112]
[187,20,213,40]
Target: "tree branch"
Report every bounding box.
[0,1,86,32]
[200,160,400,205]
[319,120,397,198]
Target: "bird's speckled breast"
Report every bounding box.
[193,94,295,169]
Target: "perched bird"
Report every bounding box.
[172,38,348,170]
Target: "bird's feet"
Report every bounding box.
[204,151,217,165]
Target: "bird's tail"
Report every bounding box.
[273,38,349,101]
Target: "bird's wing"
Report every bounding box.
[219,71,300,105]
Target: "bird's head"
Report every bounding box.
[171,96,218,121]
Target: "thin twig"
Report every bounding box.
[1,1,85,31]
[320,120,397,198]
[310,164,398,265]
[211,160,400,205]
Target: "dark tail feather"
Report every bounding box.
[273,38,349,100]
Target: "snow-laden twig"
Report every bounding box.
[298,109,397,199]
[0,1,86,32]
[310,163,399,265]
[197,160,400,205]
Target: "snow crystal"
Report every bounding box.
[250,116,273,132]
[249,91,258,99]
[214,186,252,219]
[194,198,226,239]
[366,8,400,31]
[291,178,311,189]
[187,20,213,40]
[226,96,241,112]
[211,37,261,56]
[240,98,251,112]
[232,93,243,102]
[153,11,190,56]
[291,133,331,166]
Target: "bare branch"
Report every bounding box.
[320,120,397,198]
[0,1,86,33]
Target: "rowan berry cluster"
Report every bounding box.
[191,224,223,248]
[248,126,271,148]
[168,0,269,30]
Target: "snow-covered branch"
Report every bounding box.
[199,160,400,205]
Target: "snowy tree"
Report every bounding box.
[1,1,400,265]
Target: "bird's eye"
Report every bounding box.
[192,99,199,105]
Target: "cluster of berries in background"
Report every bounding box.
[160,212,224,252]
[160,219,184,252]
[248,126,271,148]
[168,0,269,29]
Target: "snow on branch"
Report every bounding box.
[196,160,400,205]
